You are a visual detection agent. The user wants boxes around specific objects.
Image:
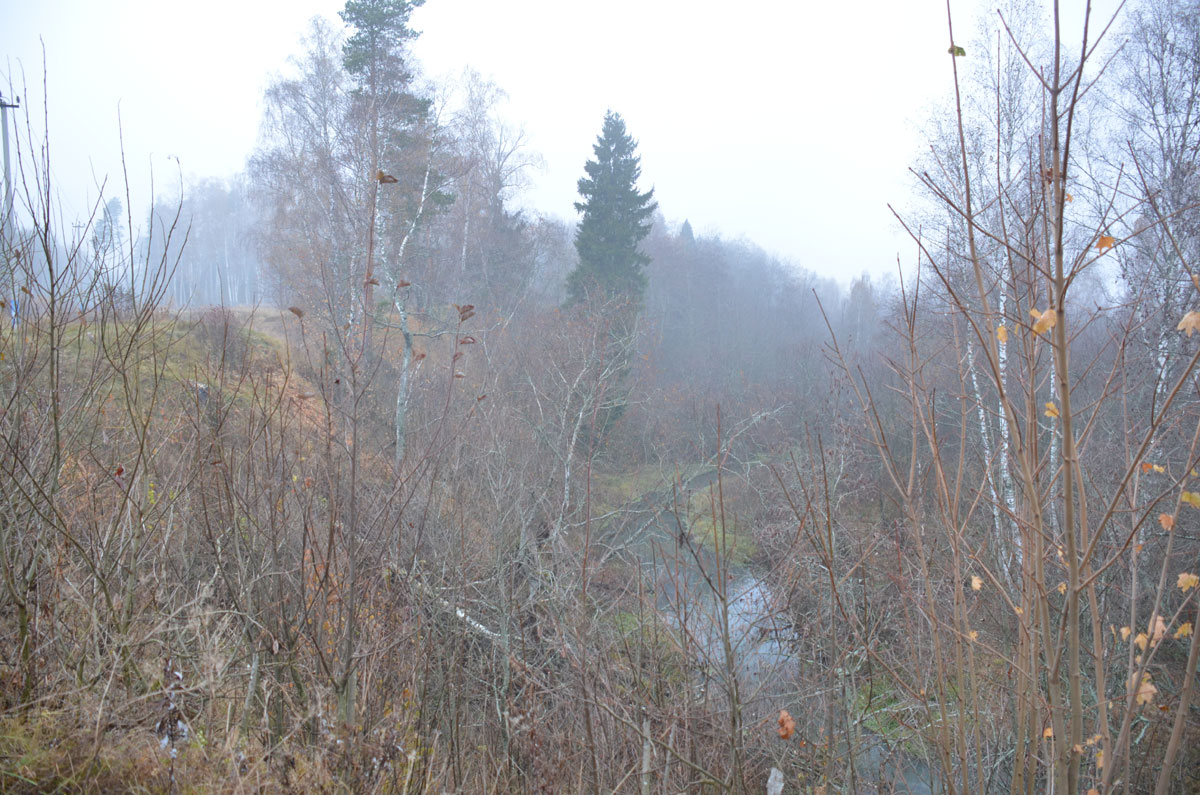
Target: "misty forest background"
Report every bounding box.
[2,0,1200,793]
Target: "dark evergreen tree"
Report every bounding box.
[340,0,423,92]
[339,0,431,158]
[566,111,657,304]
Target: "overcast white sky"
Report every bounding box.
[1,0,1114,284]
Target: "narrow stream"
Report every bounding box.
[625,473,940,793]
[667,571,940,794]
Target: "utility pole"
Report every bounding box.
[0,92,19,241]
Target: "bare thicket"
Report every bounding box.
[2,2,1199,793]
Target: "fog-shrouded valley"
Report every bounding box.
[1,1,1199,792]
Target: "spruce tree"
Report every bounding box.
[566,111,657,305]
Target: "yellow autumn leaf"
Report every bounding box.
[1178,572,1199,592]
[1154,464,1165,473]
[1065,193,1074,203]
[1087,789,1100,795]
[1175,622,1193,639]
[997,325,1008,343]
[1120,626,1132,641]
[1043,726,1054,738]
[1097,234,1117,253]
[1097,749,1105,769]
[968,630,979,641]
[1132,673,1157,705]
[1045,402,1060,418]
[1030,307,1058,335]
[1160,513,1176,531]
[1135,632,1149,651]
[1179,311,1200,337]
[971,575,983,591]
[1057,582,1067,595]
[1015,606,1025,616]
[1183,491,1200,509]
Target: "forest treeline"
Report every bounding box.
[2,0,1200,793]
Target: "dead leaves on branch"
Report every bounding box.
[777,710,795,740]
[1177,310,1200,336]
[1131,673,1158,706]
[1030,307,1058,336]
[987,309,1053,344]
[1116,572,1196,653]
[989,306,1071,343]
[1141,465,1200,520]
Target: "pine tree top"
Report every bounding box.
[340,0,424,82]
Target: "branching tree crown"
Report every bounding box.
[566,110,657,304]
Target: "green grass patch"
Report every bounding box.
[592,462,709,513]
[854,680,905,737]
